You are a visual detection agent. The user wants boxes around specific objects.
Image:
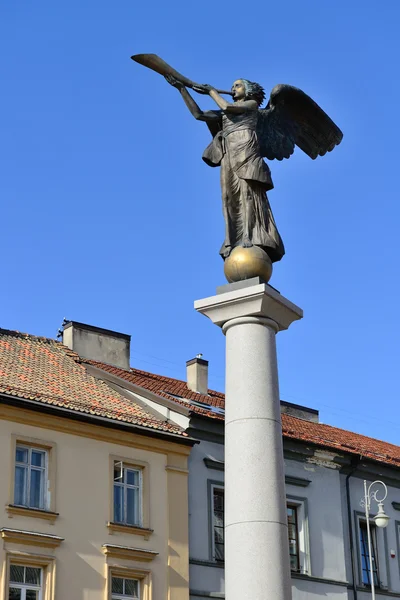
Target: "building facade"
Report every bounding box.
[79,327,400,600]
[0,327,194,600]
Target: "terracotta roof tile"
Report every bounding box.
[281,413,400,467]
[86,360,225,420]
[1,327,397,466]
[0,329,185,437]
[88,360,400,469]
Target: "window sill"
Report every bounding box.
[6,505,59,524]
[107,522,153,539]
[189,558,225,569]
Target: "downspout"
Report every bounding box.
[346,457,361,600]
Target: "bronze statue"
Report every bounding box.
[132,54,343,282]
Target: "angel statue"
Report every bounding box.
[132,54,343,282]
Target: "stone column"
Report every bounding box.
[195,279,303,600]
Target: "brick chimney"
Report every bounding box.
[186,355,209,395]
[62,321,130,369]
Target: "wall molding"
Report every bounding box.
[285,476,311,487]
[102,544,158,562]
[6,505,59,524]
[107,522,153,540]
[203,458,224,471]
[1,528,63,548]
[190,558,224,569]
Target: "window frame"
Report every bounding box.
[14,445,48,511]
[4,553,56,600]
[207,479,224,563]
[395,520,400,580]
[287,503,300,572]
[109,456,149,532]
[355,510,390,590]
[8,564,42,600]
[285,495,311,575]
[359,519,380,586]
[113,463,143,527]
[9,435,56,517]
[107,567,151,600]
[111,575,140,600]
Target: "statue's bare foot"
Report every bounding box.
[242,237,253,248]
[221,246,232,259]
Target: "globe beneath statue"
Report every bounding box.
[224,246,273,283]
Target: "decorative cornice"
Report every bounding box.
[356,586,400,598]
[190,558,224,569]
[202,459,312,487]
[165,465,189,474]
[291,572,349,587]
[204,458,224,471]
[0,402,193,457]
[6,505,59,523]
[1,528,64,548]
[190,590,225,598]
[102,544,158,562]
[107,522,153,540]
[285,475,312,487]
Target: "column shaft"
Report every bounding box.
[223,316,291,600]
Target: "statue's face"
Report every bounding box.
[231,80,246,101]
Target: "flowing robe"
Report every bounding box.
[202,108,285,262]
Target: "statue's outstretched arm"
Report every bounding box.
[208,88,258,113]
[180,87,220,122]
[165,75,220,123]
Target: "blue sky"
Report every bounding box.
[1,0,400,444]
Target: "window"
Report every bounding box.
[113,462,142,526]
[359,521,379,586]
[111,576,139,600]
[14,446,48,510]
[285,496,311,575]
[287,504,300,572]
[211,484,224,561]
[8,564,42,600]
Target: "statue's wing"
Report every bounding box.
[258,84,343,161]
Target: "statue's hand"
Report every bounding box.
[192,83,214,95]
[165,75,184,90]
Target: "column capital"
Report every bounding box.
[195,282,303,332]
[222,316,280,335]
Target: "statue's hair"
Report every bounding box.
[240,79,266,107]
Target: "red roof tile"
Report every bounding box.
[281,413,400,467]
[88,360,400,469]
[87,360,225,420]
[0,329,186,437]
[1,327,398,467]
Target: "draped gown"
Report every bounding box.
[202,107,285,262]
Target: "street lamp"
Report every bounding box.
[361,480,390,600]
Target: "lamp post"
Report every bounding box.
[361,480,390,600]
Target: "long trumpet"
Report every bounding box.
[131,53,233,96]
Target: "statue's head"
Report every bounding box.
[232,79,265,106]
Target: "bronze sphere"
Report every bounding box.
[224,246,273,283]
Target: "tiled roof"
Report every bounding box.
[282,413,400,467]
[0,329,186,437]
[89,360,400,469]
[87,360,225,419]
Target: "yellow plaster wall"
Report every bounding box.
[0,405,190,600]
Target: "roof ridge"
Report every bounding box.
[0,328,89,365]
[84,359,224,399]
[0,328,58,344]
[128,366,224,398]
